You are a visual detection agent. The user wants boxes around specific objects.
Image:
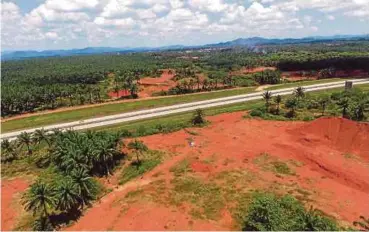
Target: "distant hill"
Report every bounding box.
[2,34,368,60]
[204,34,369,47]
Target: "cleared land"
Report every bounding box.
[66,113,369,230]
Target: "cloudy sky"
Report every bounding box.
[1,0,369,50]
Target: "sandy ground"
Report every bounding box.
[66,113,369,231]
[1,178,30,231]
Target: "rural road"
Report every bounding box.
[2,79,369,141]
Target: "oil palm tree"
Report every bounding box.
[352,100,369,121]
[274,95,282,115]
[1,139,18,162]
[294,86,305,100]
[55,178,81,212]
[70,167,96,207]
[285,97,298,118]
[33,129,51,147]
[318,96,330,116]
[263,91,273,111]
[92,140,118,176]
[127,139,148,165]
[22,181,56,217]
[337,98,350,118]
[17,132,33,156]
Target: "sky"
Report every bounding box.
[1,0,369,51]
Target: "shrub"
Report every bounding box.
[242,193,339,231]
[191,109,206,126]
[250,109,264,117]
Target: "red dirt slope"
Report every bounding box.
[293,117,369,160]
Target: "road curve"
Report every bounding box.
[2,79,369,141]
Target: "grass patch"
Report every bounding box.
[119,159,161,185]
[169,159,192,177]
[253,153,295,176]
[170,176,224,220]
[271,161,295,175]
[1,157,43,179]
[119,150,163,185]
[125,189,145,199]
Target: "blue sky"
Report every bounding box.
[1,0,369,50]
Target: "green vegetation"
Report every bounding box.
[171,176,224,220]
[127,139,148,165]
[1,129,127,230]
[249,87,369,122]
[242,192,339,231]
[253,153,295,176]
[119,150,162,185]
[3,40,368,124]
[169,159,192,177]
[191,109,206,126]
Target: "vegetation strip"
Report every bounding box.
[2,80,368,140]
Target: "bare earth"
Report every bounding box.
[65,113,369,230]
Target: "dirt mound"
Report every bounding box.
[294,117,369,160]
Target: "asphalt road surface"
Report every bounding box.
[2,79,368,141]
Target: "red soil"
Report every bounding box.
[232,66,276,75]
[139,69,177,97]
[107,69,177,99]
[107,89,131,98]
[140,69,175,85]
[67,113,369,230]
[1,178,29,231]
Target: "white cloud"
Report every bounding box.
[327,15,335,20]
[188,0,228,12]
[169,0,184,9]
[45,31,58,39]
[44,0,99,12]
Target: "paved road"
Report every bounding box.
[2,79,369,141]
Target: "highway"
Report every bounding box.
[1,79,369,141]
